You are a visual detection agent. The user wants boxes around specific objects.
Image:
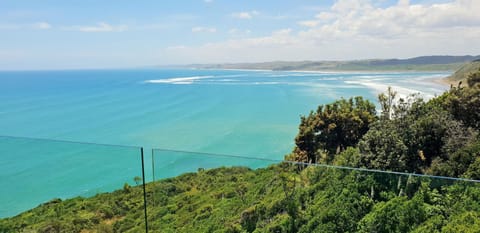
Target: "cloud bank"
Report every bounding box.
[164,0,480,64]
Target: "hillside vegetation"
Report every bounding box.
[1,69,480,233]
[447,60,480,84]
[2,163,480,233]
[288,68,480,178]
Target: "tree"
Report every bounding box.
[288,96,376,164]
[358,121,409,171]
[358,91,477,174]
[358,195,426,233]
[378,86,397,120]
[467,68,480,87]
[465,156,480,180]
[429,139,480,178]
[288,113,318,163]
[441,212,480,233]
[443,86,480,130]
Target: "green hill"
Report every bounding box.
[447,60,480,85]
[187,55,480,72]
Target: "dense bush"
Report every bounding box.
[290,69,480,178]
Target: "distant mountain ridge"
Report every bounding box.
[368,55,480,66]
[186,55,480,72]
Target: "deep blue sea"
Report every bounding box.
[0,69,449,217]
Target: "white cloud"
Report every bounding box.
[272,28,292,36]
[231,11,259,19]
[75,22,127,32]
[204,0,213,3]
[298,12,335,27]
[315,12,335,21]
[32,22,51,30]
[298,20,319,27]
[228,28,252,37]
[192,26,217,33]
[162,0,480,64]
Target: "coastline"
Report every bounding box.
[203,67,454,88]
[431,76,455,87]
[432,77,457,86]
[197,67,455,75]
[195,67,452,96]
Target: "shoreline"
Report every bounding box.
[428,76,450,86]
[195,67,455,75]
[431,76,456,87]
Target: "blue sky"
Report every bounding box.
[0,0,478,70]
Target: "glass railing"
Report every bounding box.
[147,149,480,232]
[0,136,146,232]
[147,149,276,232]
[1,136,480,232]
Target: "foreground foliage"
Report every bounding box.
[1,164,480,233]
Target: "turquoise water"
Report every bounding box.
[0,69,449,217]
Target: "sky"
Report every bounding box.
[0,0,479,70]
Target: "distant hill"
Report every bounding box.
[187,55,480,72]
[368,55,480,66]
[447,60,480,84]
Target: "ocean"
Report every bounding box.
[0,69,449,217]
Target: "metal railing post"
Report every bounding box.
[141,147,149,233]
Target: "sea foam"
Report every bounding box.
[145,75,214,84]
